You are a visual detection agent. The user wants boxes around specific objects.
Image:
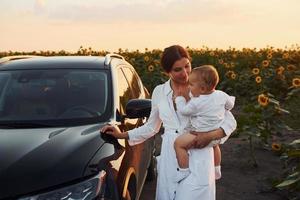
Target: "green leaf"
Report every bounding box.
[290,139,300,145]
[287,150,300,157]
[276,178,300,188]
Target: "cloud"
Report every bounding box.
[34,0,47,13]
[38,0,249,24]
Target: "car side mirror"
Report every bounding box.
[125,99,151,119]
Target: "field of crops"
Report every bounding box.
[1,46,299,195]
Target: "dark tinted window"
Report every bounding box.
[0,69,111,126]
[117,68,133,114]
[121,67,143,98]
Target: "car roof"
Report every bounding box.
[0,56,125,70]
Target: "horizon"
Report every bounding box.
[1,0,300,52]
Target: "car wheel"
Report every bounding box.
[123,175,136,200]
[146,155,157,181]
[124,189,132,200]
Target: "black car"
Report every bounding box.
[0,55,156,200]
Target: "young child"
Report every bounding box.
[174,65,235,182]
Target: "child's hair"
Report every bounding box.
[191,65,219,91]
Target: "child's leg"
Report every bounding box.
[174,133,196,168]
[213,145,222,179]
[213,145,221,166]
[174,133,196,182]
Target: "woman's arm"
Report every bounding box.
[101,85,163,146]
[187,128,225,149]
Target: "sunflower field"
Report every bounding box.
[1,46,300,195]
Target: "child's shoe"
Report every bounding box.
[215,166,221,180]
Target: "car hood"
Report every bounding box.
[0,124,106,199]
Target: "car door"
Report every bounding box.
[116,65,152,199]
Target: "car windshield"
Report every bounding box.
[0,69,111,127]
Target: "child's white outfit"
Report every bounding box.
[175,90,235,182]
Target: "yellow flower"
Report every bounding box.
[292,78,300,88]
[276,66,285,75]
[231,73,237,80]
[282,53,289,59]
[224,63,230,68]
[148,65,155,72]
[154,59,160,65]
[218,59,224,64]
[144,56,150,62]
[262,60,270,67]
[209,51,215,56]
[252,68,260,75]
[225,70,232,76]
[267,53,272,60]
[255,76,262,83]
[287,64,296,71]
[272,143,282,152]
[232,54,237,59]
[258,94,269,107]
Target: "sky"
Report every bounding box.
[1,0,300,52]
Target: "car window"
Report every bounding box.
[121,67,143,98]
[0,69,111,125]
[117,68,133,114]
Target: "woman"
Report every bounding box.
[101,45,236,200]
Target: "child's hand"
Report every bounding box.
[181,88,190,101]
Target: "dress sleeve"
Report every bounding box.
[225,95,235,111]
[219,110,237,144]
[127,85,163,146]
[175,96,199,116]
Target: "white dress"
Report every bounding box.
[128,80,237,200]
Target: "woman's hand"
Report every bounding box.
[100,125,129,139]
[187,128,225,149]
[186,133,213,149]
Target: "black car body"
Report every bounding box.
[0,55,155,200]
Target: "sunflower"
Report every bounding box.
[224,63,230,68]
[287,64,296,71]
[282,53,289,59]
[154,59,160,65]
[255,76,262,83]
[272,143,282,152]
[262,60,270,67]
[276,66,285,75]
[209,51,215,56]
[232,54,237,59]
[148,65,155,72]
[218,59,224,64]
[267,53,272,60]
[292,78,300,88]
[231,73,237,80]
[225,70,233,77]
[144,56,150,62]
[252,68,260,75]
[258,94,269,107]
